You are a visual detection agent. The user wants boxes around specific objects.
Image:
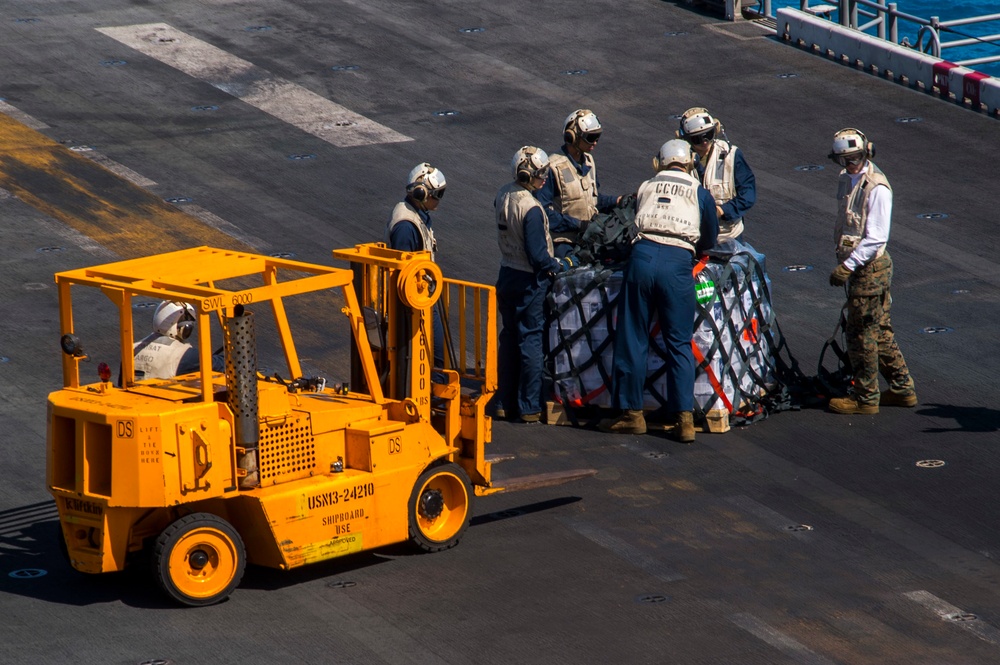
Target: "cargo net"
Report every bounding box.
[546,239,802,426]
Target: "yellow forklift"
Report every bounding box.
[47,244,591,606]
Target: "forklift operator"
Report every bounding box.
[131,300,223,381]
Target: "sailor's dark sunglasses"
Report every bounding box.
[685,130,715,145]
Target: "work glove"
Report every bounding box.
[556,255,579,273]
[829,264,852,287]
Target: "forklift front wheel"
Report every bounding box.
[153,513,246,607]
[408,463,473,553]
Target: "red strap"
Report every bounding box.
[691,340,733,413]
[692,255,710,277]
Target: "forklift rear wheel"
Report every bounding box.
[408,463,473,552]
[153,513,246,607]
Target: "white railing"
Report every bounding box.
[778,7,1000,115]
[782,0,1000,68]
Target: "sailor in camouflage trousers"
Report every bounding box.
[826,128,916,415]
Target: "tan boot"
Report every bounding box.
[829,396,879,415]
[673,411,695,443]
[598,410,647,435]
[880,390,918,407]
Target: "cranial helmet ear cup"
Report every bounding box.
[177,321,194,342]
[652,155,661,171]
[563,109,591,145]
[852,128,872,159]
[516,168,531,184]
[410,183,428,202]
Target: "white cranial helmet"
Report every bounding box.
[563,109,603,144]
[406,163,447,202]
[828,128,872,165]
[512,146,550,184]
[153,301,196,341]
[655,139,694,171]
[678,107,719,143]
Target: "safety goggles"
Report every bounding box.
[581,131,602,145]
[684,129,715,145]
[428,187,446,200]
[831,153,864,168]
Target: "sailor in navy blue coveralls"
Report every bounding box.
[495,147,576,423]
[601,140,718,441]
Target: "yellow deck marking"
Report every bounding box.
[0,112,251,258]
[0,110,351,364]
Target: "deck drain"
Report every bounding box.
[165,196,192,204]
[895,116,923,123]
[951,289,970,295]
[664,31,688,36]
[270,251,296,259]
[191,105,219,112]
[327,580,358,589]
[9,568,47,578]
[433,110,460,117]
[945,612,978,622]
[642,451,669,459]
[794,164,824,171]
[776,72,799,78]
[331,65,360,71]
[785,524,814,532]
[916,212,949,220]
[138,660,174,665]
[245,25,272,32]
[101,60,127,67]
[36,246,65,253]
[157,37,177,44]
[15,18,40,23]
[458,27,486,33]
[133,301,159,309]
[919,327,953,334]
[782,265,813,272]
[23,283,47,291]
[69,145,94,152]
[635,593,670,604]
[287,153,317,160]
[916,459,945,468]
[562,69,589,76]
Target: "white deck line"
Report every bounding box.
[729,613,839,665]
[0,100,49,130]
[96,23,413,148]
[904,590,1000,647]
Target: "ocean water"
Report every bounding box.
[768,0,1000,75]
